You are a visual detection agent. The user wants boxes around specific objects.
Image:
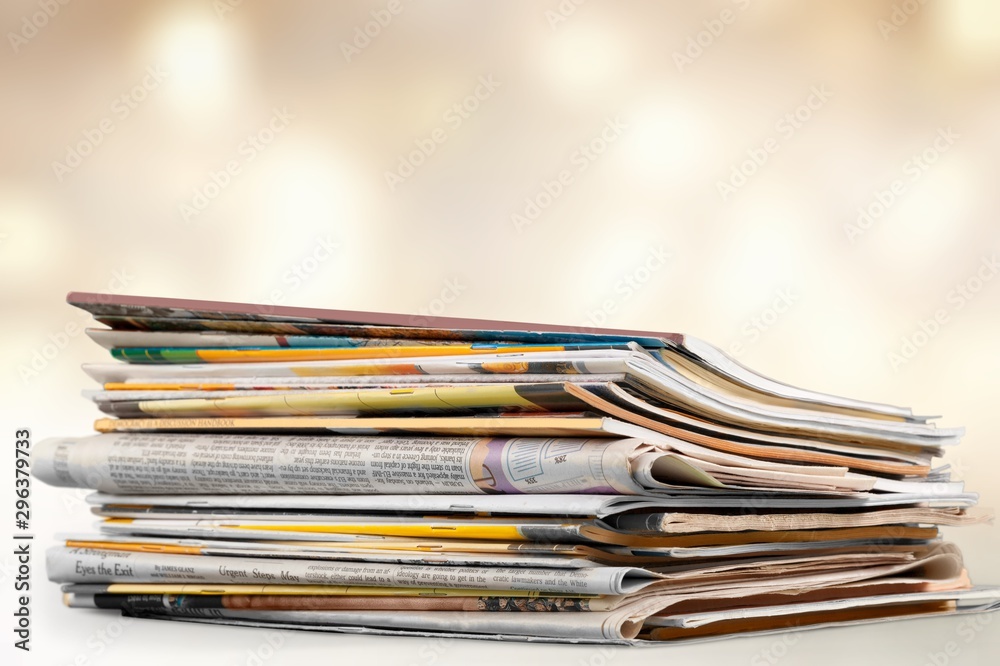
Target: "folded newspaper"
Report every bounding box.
[33,292,1000,644]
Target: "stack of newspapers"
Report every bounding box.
[35,292,1000,644]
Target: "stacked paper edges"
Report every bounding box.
[34,292,1000,644]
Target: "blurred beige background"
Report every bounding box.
[2,1,999,664]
